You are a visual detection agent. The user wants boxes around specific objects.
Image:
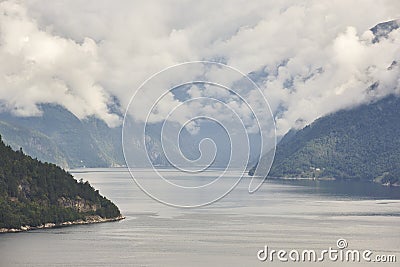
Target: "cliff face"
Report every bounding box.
[0,135,122,231]
[57,196,100,213]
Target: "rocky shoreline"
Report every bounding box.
[266,176,336,181]
[265,176,400,186]
[0,215,125,234]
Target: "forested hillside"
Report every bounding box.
[0,135,121,230]
[250,95,400,186]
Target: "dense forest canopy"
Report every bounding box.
[250,95,400,185]
[0,135,121,229]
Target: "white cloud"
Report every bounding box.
[0,0,121,126]
[0,0,399,135]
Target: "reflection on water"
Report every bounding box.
[0,168,399,266]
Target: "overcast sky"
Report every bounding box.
[0,0,399,135]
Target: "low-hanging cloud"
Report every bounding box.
[0,0,121,126]
[0,0,399,134]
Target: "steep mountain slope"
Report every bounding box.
[0,104,124,168]
[0,135,122,230]
[0,120,68,167]
[251,95,400,185]
[0,104,225,169]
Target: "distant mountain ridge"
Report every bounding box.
[0,104,124,169]
[0,19,398,170]
[0,104,236,169]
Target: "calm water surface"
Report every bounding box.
[1,168,399,266]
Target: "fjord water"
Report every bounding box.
[1,169,399,266]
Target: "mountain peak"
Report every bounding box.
[370,19,400,43]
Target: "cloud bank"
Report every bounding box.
[0,0,399,134]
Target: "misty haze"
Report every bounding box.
[0,1,400,266]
